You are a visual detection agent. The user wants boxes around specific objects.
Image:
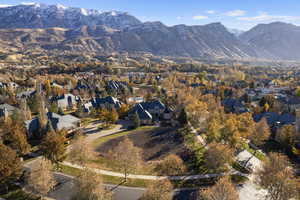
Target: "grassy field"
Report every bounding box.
[60,164,151,188]
[60,164,241,188]
[92,126,156,148]
[242,142,266,160]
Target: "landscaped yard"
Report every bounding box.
[90,126,189,175]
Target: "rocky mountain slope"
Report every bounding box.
[0,3,141,29]
[0,3,299,61]
[240,22,300,61]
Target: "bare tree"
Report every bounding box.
[68,134,94,167]
[109,137,143,181]
[71,168,112,200]
[154,154,186,175]
[140,179,173,200]
[204,142,234,173]
[201,176,239,200]
[249,118,271,146]
[27,158,56,196]
[256,152,300,200]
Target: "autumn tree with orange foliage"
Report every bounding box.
[204,142,234,173]
[256,153,300,200]
[201,176,239,200]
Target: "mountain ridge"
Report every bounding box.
[0,3,299,61]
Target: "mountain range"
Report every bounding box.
[0,3,299,61]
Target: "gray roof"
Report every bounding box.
[0,104,17,113]
[25,112,80,135]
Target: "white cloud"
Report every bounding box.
[206,10,216,14]
[239,12,300,22]
[0,4,12,8]
[193,15,208,20]
[177,16,183,20]
[225,10,246,17]
[21,2,38,5]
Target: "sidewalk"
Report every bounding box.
[62,161,247,181]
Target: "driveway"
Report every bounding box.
[82,120,131,144]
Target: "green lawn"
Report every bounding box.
[242,143,266,160]
[60,164,150,188]
[60,164,230,188]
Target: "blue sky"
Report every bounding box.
[1,0,300,30]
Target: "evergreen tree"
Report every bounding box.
[178,108,188,126]
[132,111,141,129]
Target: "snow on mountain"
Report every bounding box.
[0,3,142,29]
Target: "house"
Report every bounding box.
[25,112,81,138]
[16,90,36,99]
[52,94,78,110]
[129,104,153,125]
[236,150,262,172]
[222,98,249,114]
[128,97,144,104]
[106,80,129,94]
[190,83,205,88]
[128,100,174,125]
[0,104,18,119]
[253,112,295,132]
[279,96,300,113]
[0,82,19,89]
[140,100,166,116]
[91,96,122,110]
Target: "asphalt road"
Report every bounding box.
[48,172,197,200]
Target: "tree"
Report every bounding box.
[71,168,112,200]
[140,179,173,200]
[249,118,270,146]
[68,135,93,167]
[27,158,56,196]
[99,107,110,125]
[201,176,239,200]
[276,125,298,150]
[40,130,66,167]
[205,118,222,143]
[177,108,188,127]
[0,142,21,186]
[256,153,300,200]
[4,119,31,156]
[119,104,130,119]
[154,154,186,175]
[220,115,242,148]
[237,112,255,139]
[109,108,119,124]
[132,111,141,129]
[20,99,32,120]
[204,142,234,173]
[109,137,143,181]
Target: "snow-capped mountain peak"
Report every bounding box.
[0,3,142,29]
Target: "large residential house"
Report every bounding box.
[16,90,36,99]
[25,112,81,138]
[52,94,79,110]
[91,96,122,110]
[0,104,18,119]
[129,104,153,125]
[253,112,295,132]
[128,100,175,125]
[106,80,129,94]
[222,98,249,114]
